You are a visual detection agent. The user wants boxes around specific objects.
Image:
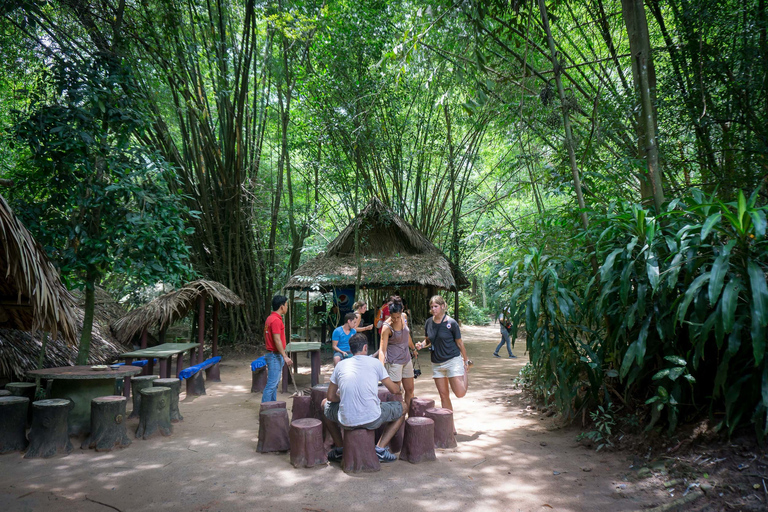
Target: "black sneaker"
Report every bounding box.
[508,354,517,358]
[493,353,500,358]
[375,446,397,462]
[327,447,343,462]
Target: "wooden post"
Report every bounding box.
[212,300,219,357]
[123,358,133,398]
[310,350,320,387]
[141,327,148,349]
[197,294,205,364]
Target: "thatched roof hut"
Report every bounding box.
[0,288,130,381]
[111,279,244,345]
[0,194,78,343]
[285,197,469,292]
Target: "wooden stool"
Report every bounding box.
[25,399,73,458]
[341,428,380,473]
[0,390,12,397]
[205,362,221,382]
[409,397,435,417]
[81,396,131,451]
[289,418,327,468]
[377,385,389,402]
[0,396,29,453]
[259,401,286,412]
[153,378,183,422]
[129,375,159,419]
[136,387,172,439]
[309,384,329,420]
[425,407,456,448]
[399,417,436,464]
[257,408,290,453]
[186,371,206,397]
[251,368,267,393]
[374,392,404,453]
[6,382,36,425]
[291,395,311,421]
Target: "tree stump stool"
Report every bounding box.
[387,392,405,453]
[341,428,380,473]
[309,384,329,420]
[0,390,12,397]
[186,371,206,397]
[24,399,73,459]
[0,396,29,453]
[135,387,172,440]
[205,362,221,383]
[291,395,311,421]
[425,407,456,448]
[409,397,435,418]
[259,400,286,412]
[6,382,36,425]
[377,385,389,402]
[81,396,131,451]
[289,418,327,468]
[251,368,267,393]
[399,417,436,464]
[257,408,290,453]
[128,375,159,419]
[153,378,183,422]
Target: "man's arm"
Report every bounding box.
[273,333,293,366]
[327,381,340,402]
[381,376,399,394]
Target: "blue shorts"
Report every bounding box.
[333,351,352,360]
[324,401,403,430]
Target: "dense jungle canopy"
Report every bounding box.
[1,0,767,437]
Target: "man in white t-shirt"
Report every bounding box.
[322,333,405,463]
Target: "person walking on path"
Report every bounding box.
[322,334,404,463]
[494,305,517,358]
[415,295,470,414]
[332,312,358,366]
[378,299,417,413]
[262,295,292,403]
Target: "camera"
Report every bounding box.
[413,367,422,379]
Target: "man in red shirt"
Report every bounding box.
[262,295,292,403]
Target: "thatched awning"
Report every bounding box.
[0,287,130,381]
[0,194,77,343]
[111,279,244,345]
[285,197,469,291]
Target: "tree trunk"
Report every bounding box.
[75,271,97,365]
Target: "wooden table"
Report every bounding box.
[282,341,321,392]
[118,342,200,383]
[27,365,143,436]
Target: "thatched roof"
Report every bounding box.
[285,197,470,291]
[111,279,244,345]
[0,194,78,343]
[0,287,130,381]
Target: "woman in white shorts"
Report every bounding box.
[378,299,416,412]
[415,295,470,413]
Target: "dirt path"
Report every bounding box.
[0,325,659,512]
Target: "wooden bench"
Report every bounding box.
[178,356,221,396]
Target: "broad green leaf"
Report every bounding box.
[532,280,542,316]
[747,260,768,328]
[647,255,660,293]
[683,374,696,384]
[636,314,651,365]
[763,364,768,409]
[657,386,669,398]
[620,340,638,379]
[678,273,711,323]
[652,369,670,380]
[668,367,685,381]
[601,248,623,282]
[752,313,765,366]
[749,210,767,237]
[721,278,742,333]
[738,190,747,230]
[701,213,721,241]
[728,320,742,355]
[708,253,729,306]
[664,355,687,366]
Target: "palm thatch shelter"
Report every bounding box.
[0,194,78,343]
[0,288,130,381]
[285,197,469,330]
[111,280,244,364]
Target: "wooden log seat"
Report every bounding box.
[291,395,311,421]
[399,417,436,464]
[309,384,329,420]
[425,407,457,448]
[408,397,436,418]
[377,385,389,402]
[257,408,290,453]
[289,418,327,468]
[153,378,183,422]
[178,356,221,397]
[135,387,172,440]
[386,392,405,453]
[259,401,286,412]
[0,396,29,453]
[81,396,131,451]
[341,428,380,473]
[24,399,73,459]
[0,389,12,397]
[128,375,159,419]
[251,368,267,393]
[5,382,36,425]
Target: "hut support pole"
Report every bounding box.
[197,295,205,364]
[207,300,222,382]
[141,328,148,349]
[123,358,133,398]
[34,331,49,400]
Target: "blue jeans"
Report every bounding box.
[262,352,284,403]
[495,329,513,356]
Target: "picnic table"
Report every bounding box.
[118,342,200,383]
[26,365,142,436]
[282,341,321,392]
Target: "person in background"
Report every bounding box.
[378,298,416,413]
[332,312,358,366]
[375,298,389,334]
[352,300,374,333]
[494,305,516,358]
[415,294,470,414]
[262,295,293,403]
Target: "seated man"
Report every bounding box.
[322,333,405,463]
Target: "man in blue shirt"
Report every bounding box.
[332,312,357,366]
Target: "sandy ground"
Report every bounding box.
[0,325,660,512]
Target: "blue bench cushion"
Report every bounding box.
[178,356,221,380]
[112,359,156,368]
[251,356,266,372]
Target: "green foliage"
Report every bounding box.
[505,190,768,438]
[445,291,490,326]
[577,404,616,452]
